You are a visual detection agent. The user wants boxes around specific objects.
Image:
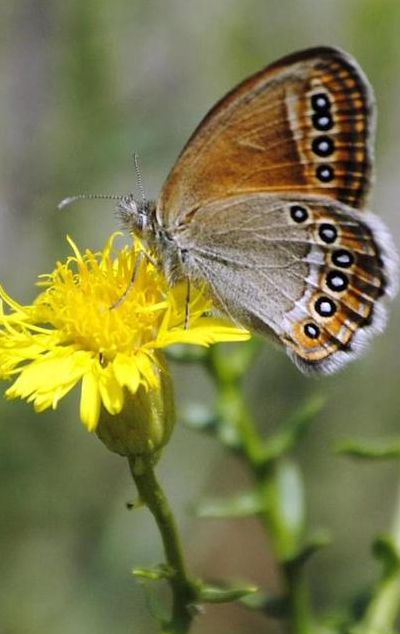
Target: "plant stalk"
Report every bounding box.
[129,455,197,634]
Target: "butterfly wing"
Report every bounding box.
[174,194,396,373]
[158,47,375,227]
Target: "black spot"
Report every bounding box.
[312,135,335,157]
[311,92,331,111]
[326,270,349,292]
[304,322,320,339]
[315,296,336,317]
[316,164,335,183]
[332,249,354,268]
[290,205,309,223]
[319,223,338,244]
[312,113,334,131]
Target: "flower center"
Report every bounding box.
[35,247,169,359]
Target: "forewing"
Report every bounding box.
[175,195,395,374]
[158,47,375,227]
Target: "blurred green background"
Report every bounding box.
[1,1,400,632]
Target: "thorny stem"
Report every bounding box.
[205,347,314,634]
[129,455,198,634]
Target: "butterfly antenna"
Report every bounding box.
[58,193,125,211]
[133,152,146,204]
[58,153,146,211]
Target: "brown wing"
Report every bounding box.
[158,47,375,227]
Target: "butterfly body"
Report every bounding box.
[118,46,397,374]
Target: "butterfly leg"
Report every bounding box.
[110,248,161,310]
[184,277,191,329]
[141,249,159,269]
[109,251,144,310]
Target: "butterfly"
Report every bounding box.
[66,47,398,374]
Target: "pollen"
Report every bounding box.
[37,235,169,359]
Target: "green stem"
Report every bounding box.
[285,567,313,634]
[354,479,400,634]
[257,463,312,634]
[129,455,197,634]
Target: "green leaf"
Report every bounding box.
[199,583,258,604]
[315,613,352,634]
[284,394,325,434]
[217,419,242,450]
[261,395,325,462]
[239,592,289,618]
[276,459,305,544]
[349,628,399,634]
[183,404,218,432]
[132,564,173,581]
[335,438,400,460]
[194,490,262,518]
[373,534,400,575]
[284,530,331,571]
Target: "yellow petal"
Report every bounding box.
[81,369,101,431]
[113,353,140,394]
[154,319,250,348]
[135,351,159,389]
[28,380,81,412]
[6,349,92,401]
[98,365,124,416]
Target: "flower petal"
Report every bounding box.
[81,368,101,431]
[113,353,140,394]
[98,364,124,416]
[135,351,159,389]
[6,349,92,403]
[154,318,250,348]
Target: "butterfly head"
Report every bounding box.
[117,195,157,238]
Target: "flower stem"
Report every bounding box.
[129,455,197,634]
[285,567,313,634]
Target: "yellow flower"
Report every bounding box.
[0,233,249,433]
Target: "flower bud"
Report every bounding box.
[96,355,175,459]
